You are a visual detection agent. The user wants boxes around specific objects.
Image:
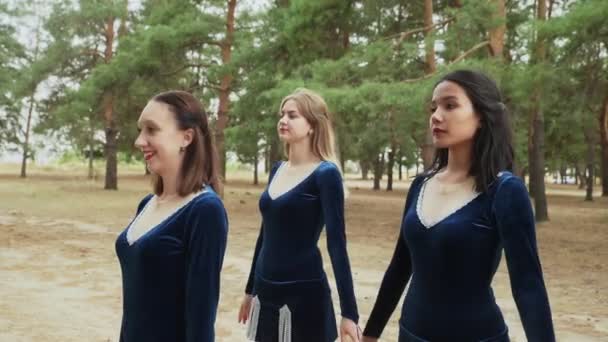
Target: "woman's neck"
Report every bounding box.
[287,140,320,166]
[440,142,473,183]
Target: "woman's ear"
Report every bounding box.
[182,128,194,147]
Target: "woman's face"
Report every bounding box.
[429,81,480,149]
[277,99,313,144]
[134,100,192,176]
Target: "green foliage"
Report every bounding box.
[0,0,604,183]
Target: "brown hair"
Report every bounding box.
[150,90,221,195]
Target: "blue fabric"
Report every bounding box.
[252,274,338,342]
[245,161,359,324]
[364,172,555,341]
[115,189,228,342]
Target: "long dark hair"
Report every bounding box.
[151,90,221,195]
[427,70,514,192]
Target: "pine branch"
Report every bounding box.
[402,41,490,83]
[379,18,455,45]
[159,62,217,77]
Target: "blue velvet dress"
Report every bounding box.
[245,161,359,342]
[363,172,555,342]
[115,188,228,342]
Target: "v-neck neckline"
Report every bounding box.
[126,189,209,246]
[415,177,481,230]
[266,161,324,201]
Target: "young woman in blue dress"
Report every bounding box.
[238,88,361,342]
[116,90,228,342]
[362,70,555,342]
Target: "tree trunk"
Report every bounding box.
[20,18,42,179]
[528,0,549,221]
[361,160,370,180]
[88,151,94,179]
[104,121,118,190]
[585,130,595,201]
[421,0,436,170]
[253,151,259,185]
[373,153,384,191]
[268,137,282,168]
[386,149,395,191]
[600,94,608,196]
[577,165,586,189]
[488,0,506,58]
[398,154,403,181]
[88,116,95,179]
[20,94,36,178]
[102,16,117,190]
[528,143,536,196]
[215,0,237,182]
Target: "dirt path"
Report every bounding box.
[0,177,606,341]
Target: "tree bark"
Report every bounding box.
[216,0,237,182]
[253,150,259,185]
[20,94,35,178]
[421,0,436,170]
[398,154,403,181]
[20,17,42,179]
[269,137,281,168]
[529,0,549,221]
[103,16,117,190]
[584,128,595,201]
[361,160,370,180]
[373,152,384,191]
[386,149,395,191]
[600,94,608,196]
[488,0,506,58]
[88,117,95,179]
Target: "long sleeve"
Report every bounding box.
[184,196,229,342]
[363,176,422,338]
[245,222,264,294]
[493,176,555,342]
[244,161,282,295]
[317,164,359,323]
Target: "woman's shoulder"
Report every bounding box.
[187,189,228,229]
[317,160,338,171]
[315,160,342,181]
[136,194,154,213]
[190,188,225,211]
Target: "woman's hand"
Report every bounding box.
[238,294,253,324]
[340,317,362,342]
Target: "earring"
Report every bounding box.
[179,146,185,153]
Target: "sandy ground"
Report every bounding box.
[0,173,606,341]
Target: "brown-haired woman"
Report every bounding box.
[115,90,228,342]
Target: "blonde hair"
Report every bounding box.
[279,88,345,178]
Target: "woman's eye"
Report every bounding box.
[446,103,456,110]
[429,105,437,113]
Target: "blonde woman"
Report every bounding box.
[238,89,360,342]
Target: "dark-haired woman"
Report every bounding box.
[115,90,228,342]
[362,70,555,342]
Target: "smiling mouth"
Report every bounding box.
[432,128,447,134]
[143,152,155,160]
